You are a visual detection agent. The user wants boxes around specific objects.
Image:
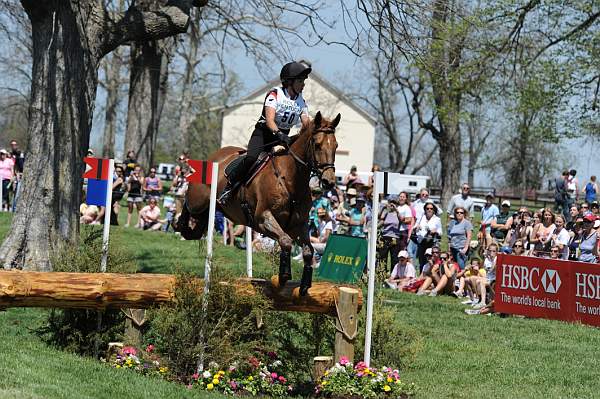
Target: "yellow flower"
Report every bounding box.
[324,371,329,376]
[115,365,121,369]
[212,378,219,385]
[207,383,214,390]
[218,370,225,375]
[384,385,391,392]
[322,381,328,386]
[387,377,393,383]
[247,376,254,381]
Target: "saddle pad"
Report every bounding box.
[224,152,271,185]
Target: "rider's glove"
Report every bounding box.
[275,131,291,147]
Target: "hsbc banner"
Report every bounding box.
[495,254,600,327]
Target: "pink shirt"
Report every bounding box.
[140,205,161,222]
[0,158,14,180]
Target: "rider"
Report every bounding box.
[218,61,312,204]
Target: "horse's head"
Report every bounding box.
[311,111,341,188]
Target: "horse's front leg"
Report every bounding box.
[298,227,314,296]
[258,210,293,287]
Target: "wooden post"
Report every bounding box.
[334,287,359,364]
[123,309,147,347]
[313,356,333,382]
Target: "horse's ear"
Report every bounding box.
[332,113,341,128]
[314,111,322,128]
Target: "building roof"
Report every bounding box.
[223,71,377,126]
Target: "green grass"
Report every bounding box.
[2,211,600,398]
[383,292,600,398]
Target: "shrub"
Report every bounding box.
[146,267,272,380]
[36,227,137,357]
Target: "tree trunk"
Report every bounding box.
[177,8,201,153]
[101,49,122,158]
[124,40,163,170]
[1,4,98,271]
[438,124,461,208]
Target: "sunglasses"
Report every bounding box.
[440,257,448,260]
[455,211,464,214]
[582,206,589,209]
[425,207,434,211]
[463,187,470,190]
[551,249,559,253]
[514,244,523,248]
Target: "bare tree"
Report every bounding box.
[0,0,207,271]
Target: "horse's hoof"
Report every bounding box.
[299,284,310,296]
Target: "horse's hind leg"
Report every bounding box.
[258,210,293,287]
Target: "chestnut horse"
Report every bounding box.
[175,112,341,295]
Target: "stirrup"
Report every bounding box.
[218,182,238,205]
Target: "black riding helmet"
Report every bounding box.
[280,61,312,82]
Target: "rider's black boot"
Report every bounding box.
[218,164,243,205]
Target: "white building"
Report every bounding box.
[220,71,376,172]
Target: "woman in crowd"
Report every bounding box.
[125,166,144,228]
[0,149,14,211]
[414,201,442,270]
[591,201,600,217]
[310,208,333,256]
[550,214,570,259]
[110,166,126,225]
[426,251,460,297]
[377,195,404,272]
[448,206,472,270]
[578,214,599,263]
[143,167,163,200]
[512,239,526,256]
[567,205,581,231]
[469,243,498,309]
[549,245,561,259]
[368,164,380,187]
[530,208,555,256]
[582,175,598,204]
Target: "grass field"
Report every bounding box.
[1,211,600,398]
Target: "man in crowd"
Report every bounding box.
[446,183,475,228]
[565,169,579,222]
[554,170,568,216]
[481,192,499,244]
[491,200,513,245]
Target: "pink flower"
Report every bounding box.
[230,381,238,390]
[192,373,199,381]
[122,346,137,356]
[146,344,155,353]
[249,357,260,369]
[267,351,278,359]
[339,356,350,366]
[278,376,287,383]
[355,361,367,371]
[271,372,278,379]
[187,384,192,389]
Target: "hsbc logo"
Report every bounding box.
[541,269,561,293]
[501,265,561,294]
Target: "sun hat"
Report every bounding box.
[425,248,433,256]
[398,250,409,259]
[346,188,357,196]
[501,200,511,207]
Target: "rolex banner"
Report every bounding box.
[318,235,368,283]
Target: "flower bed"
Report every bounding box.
[106,344,169,378]
[315,357,414,398]
[190,354,293,397]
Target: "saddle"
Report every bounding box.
[224,151,272,186]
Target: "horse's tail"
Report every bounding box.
[173,204,209,240]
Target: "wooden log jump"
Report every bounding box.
[0,271,362,315]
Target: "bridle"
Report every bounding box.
[288,126,336,182]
